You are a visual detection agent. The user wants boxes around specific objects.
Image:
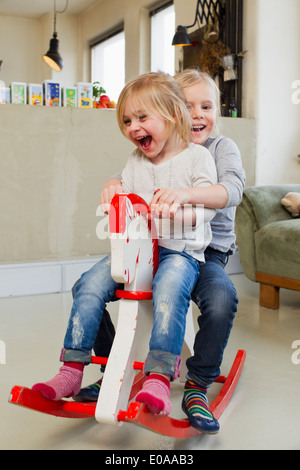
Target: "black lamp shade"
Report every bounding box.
[43,32,63,72]
[172,26,191,46]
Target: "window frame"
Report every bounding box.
[90,24,125,102]
[150,1,175,76]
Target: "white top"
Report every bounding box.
[121,142,217,262]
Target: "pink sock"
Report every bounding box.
[32,362,84,401]
[135,373,171,415]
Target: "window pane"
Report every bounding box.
[151,4,175,75]
[91,31,125,102]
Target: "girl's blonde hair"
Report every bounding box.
[117,72,192,148]
[174,68,221,118]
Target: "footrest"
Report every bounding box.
[118,401,200,438]
[9,385,96,419]
[8,370,147,420]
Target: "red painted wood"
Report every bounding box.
[109,193,159,277]
[116,350,246,437]
[115,289,153,300]
[9,385,96,419]
[9,350,245,437]
[8,192,245,437]
[91,356,143,370]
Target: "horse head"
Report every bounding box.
[109,193,158,293]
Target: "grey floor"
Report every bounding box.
[1,274,300,450]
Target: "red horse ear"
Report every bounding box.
[109,193,150,235]
[109,194,125,234]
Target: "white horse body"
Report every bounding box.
[95,194,194,425]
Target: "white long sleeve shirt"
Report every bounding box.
[121,142,217,262]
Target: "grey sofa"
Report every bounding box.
[235,184,300,309]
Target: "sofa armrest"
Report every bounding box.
[235,184,300,281]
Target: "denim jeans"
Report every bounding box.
[187,247,238,388]
[92,246,238,387]
[144,247,200,378]
[61,254,122,364]
[61,246,200,378]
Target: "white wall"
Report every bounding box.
[79,0,300,185]
[1,0,299,189]
[0,105,133,263]
[0,15,42,84]
[0,12,79,86]
[243,0,300,184]
[0,104,256,264]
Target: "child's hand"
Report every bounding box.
[100,179,123,213]
[150,188,190,219]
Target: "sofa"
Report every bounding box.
[235,184,300,309]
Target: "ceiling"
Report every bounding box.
[0,0,100,19]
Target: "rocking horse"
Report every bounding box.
[9,193,246,438]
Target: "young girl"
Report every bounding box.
[32,72,217,417]
[173,69,245,434]
[83,69,245,434]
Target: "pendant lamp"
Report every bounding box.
[43,0,68,72]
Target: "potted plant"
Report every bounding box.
[92,81,106,108]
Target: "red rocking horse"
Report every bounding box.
[9,193,246,438]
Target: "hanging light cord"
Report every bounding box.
[53,0,69,34]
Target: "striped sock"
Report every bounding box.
[183,379,214,421]
[72,377,103,402]
[87,378,103,393]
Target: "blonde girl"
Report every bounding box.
[32,72,217,420]
[89,69,245,434]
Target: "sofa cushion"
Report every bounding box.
[281,192,300,217]
[255,219,300,280]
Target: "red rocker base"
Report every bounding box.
[9,349,245,438]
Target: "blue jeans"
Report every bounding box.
[62,254,122,364]
[187,247,238,388]
[144,247,199,378]
[61,247,200,378]
[92,247,237,387]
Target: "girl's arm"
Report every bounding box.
[100,153,136,212]
[184,184,228,209]
[151,147,218,224]
[212,137,246,208]
[151,138,245,211]
[101,138,245,212]
[100,178,123,213]
[150,184,228,211]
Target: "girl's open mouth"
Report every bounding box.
[191,125,205,133]
[137,135,152,150]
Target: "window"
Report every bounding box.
[151,2,175,75]
[91,28,125,102]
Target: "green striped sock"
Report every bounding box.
[183,379,214,421]
[87,378,102,392]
